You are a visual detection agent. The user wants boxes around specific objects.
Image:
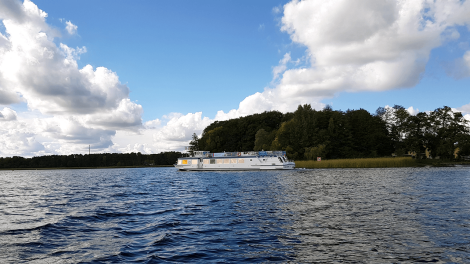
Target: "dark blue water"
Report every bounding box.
[1,167,469,263]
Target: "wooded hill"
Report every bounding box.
[190,104,470,160]
[0,152,182,169]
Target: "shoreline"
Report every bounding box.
[3,160,470,170]
[0,165,174,171]
[295,157,470,169]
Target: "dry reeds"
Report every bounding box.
[295,157,416,169]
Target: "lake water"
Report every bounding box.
[1,167,469,263]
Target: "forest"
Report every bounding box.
[191,104,470,161]
[2,104,469,169]
[0,152,182,169]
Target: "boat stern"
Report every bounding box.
[283,161,295,170]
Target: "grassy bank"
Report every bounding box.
[295,157,416,169]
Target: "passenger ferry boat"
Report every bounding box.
[175,151,295,171]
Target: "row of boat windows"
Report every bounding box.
[178,158,247,165]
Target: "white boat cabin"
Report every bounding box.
[175,151,295,171]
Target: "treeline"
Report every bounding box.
[377,105,470,160]
[191,104,470,160]
[0,152,183,169]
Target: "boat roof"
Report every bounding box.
[189,151,286,158]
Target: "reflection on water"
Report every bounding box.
[0,167,469,263]
[284,168,467,262]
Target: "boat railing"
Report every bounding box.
[257,151,286,157]
[195,150,288,158]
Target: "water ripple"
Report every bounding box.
[1,167,470,262]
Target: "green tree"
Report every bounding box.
[254,129,273,151]
[427,106,469,159]
[189,133,200,155]
[404,112,428,159]
[304,144,326,160]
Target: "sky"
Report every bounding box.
[1,0,470,157]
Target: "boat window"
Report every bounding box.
[210,159,216,164]
[230,158,237,164]
[216,159,223,164]
[238,158,244,163]
[191,160,198,165]
[224,159,230,164]
[182,160,188,165]
[203,159,210,165]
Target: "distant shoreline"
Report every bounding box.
[0,165,174,171]
[3,159,470,170]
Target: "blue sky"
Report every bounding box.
[30,0,294,120]
[27,0,470,118]
[1,0,470,156]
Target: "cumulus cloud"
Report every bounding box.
[0,0,140,118]
[153,112,212,142]
[41,116,115,147]
[0,112,45,156]
[216,0,470,117]
[0,0,143,156]
[457,103,470,114]
[0,130,45,157]
[407,106,419,116]
[65,20,77,35]
[0,107,17,121]
[0,0,28,23]
[144,119,162,129]
[109,113,213,154]
[84,98,143,131]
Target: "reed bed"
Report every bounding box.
[295,157,416,169]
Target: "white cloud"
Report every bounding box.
[216,0,470,116]
[144,118,162,129]
[464,114,470,122]
[271,53,291,84]
[457,103,470,114]
[110,112,213,154]
[154,112,212,142]
[0,113,45,157]
[0,1,139,118]
[0,0,143,156]
[60,43,86,60]
[407,106,419,116]
[0,107,17,121]
[84,98,143,131]
[65,20,77,35]
[0,130,45,157]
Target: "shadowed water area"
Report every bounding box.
[1,167,469,263]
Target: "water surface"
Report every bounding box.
[1,167,469,263]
